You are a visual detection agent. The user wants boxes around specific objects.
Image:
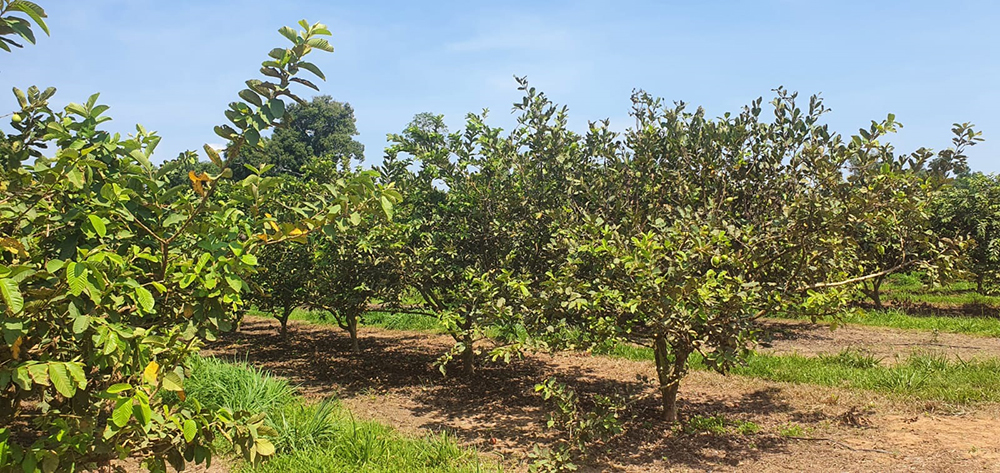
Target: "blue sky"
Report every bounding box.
[4,0,998,171]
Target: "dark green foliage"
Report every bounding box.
[235,96,364,179]
[932,172,1000,293]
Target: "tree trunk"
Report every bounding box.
[653,335,691,423]
[977,273,985,294]
[278,306,291,336]
[347,311,360,353]
[864,276,884,309]
[461,317,474,376]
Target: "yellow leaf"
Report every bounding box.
[288,228,305,237]
[11,336,22,360]
[188,171,212,197]
[0,238,28,258]
[143,360,159,384]
[268,220,279,232]
[256,233,269,242]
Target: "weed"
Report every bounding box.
[779,424,805,437]
[684,415,728,435]
[817,349,882,369]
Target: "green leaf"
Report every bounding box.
[297,61,325,80]
[161,371,183,392]
[267,99,285,120]
[65,263,88,296]
[245,128,260,147]
[65,362,87,389]
[380,195,394,220]
[88,215,107,238]
[106,383,132,394]
[135,286,154,312]
[278,26,298,44]
[183,419,197,443]
[135,396,152,428]
[72,314,90,334]
[27,363,48,385]
[129,149,151,170]
[225,274,242,292]
[112,398,133,427]
[13,87,28,108]
[10,2,50,36]
[305,37,334,52]
[349,212,361,226]
[240,254,257,265]
[0,278,23,314]
[49,363,75,397]
[203,144,224,169]
[239,89,263,107]
[255,438,276,456]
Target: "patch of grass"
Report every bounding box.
[816,349,882,369]
[598,345,1000,404]
[250,307,448,333]
[778,424,805,437]
[182,357,488,472]
[879,276,1000,308]
[271,398,340,453]
[683,415,728,435]
[734,420,761,435]
[731,352,1000,404]
[363,311,445,332]
[182,356,297,413]
[774,308,1000,338]
[682,415,760,436]
[243,423,488,473]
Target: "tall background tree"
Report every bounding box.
[234,95,364,179]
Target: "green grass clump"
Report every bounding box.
[363,311,445,332]
[183,356,297,413]
[271,398,340,453]
[732,352,1000,404]
[597,344,1000,404]
[181,356,486,472]
[260,307,447,333]
[836,309,1000,337]
[242,423,486,473]
[878,275,1000,308]
[683,415,728,435]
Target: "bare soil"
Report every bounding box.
[199,317,1000,472]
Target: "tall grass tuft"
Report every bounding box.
[183,356,297,413]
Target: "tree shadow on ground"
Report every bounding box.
[209,317,837,470]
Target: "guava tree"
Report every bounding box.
[932,172,1000,293]
[309,203,405,352]
[522,88,976,422]
[0,18,369,470]
[848,122,980,307]
[384,92,596,374]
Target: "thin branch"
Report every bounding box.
[796,260,916,292]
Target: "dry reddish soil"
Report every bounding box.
[759,318,1000,362]
[197,317,1000,472]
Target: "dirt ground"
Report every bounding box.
[200,317,1000,472]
